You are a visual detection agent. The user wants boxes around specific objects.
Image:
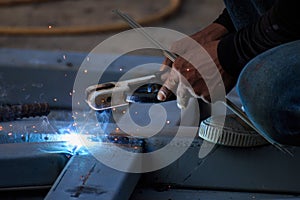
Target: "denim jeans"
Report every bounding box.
[224,0,300,145]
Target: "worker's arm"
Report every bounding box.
[213,9,236,33]
[218,0,300,78]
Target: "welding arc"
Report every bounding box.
[0,0,181,35]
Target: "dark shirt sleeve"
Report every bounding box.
[213,9,236,33]
[218,0,300,78]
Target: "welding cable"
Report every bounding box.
[0,0,181,35]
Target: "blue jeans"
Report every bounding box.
[224,0,300,145]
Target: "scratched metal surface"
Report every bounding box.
[45,149,141,200]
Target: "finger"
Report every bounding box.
[157,86,172,101]
[159,58,173,82]
[176,83,190,109]
[157,68,179,101]
[199,93,211,104]
[160,58,173,72]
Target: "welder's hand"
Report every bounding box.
[159,23,229,73]
[157,40,237,109]
[189,23,229,45]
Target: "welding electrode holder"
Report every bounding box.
[87,70,176,136]
[85,70,176,111]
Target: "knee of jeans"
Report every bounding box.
[236,40,300,145]
[237,40,300,99]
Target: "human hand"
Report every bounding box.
[160,23,229,72]
[190,23,229,44]
[157,40,237,109]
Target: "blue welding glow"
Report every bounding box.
[58,126,83,148]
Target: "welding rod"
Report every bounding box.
[113,9,177,62]
[0,103,50,122]
[113,10,292,155]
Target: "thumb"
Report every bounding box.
[157,68,179,101]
